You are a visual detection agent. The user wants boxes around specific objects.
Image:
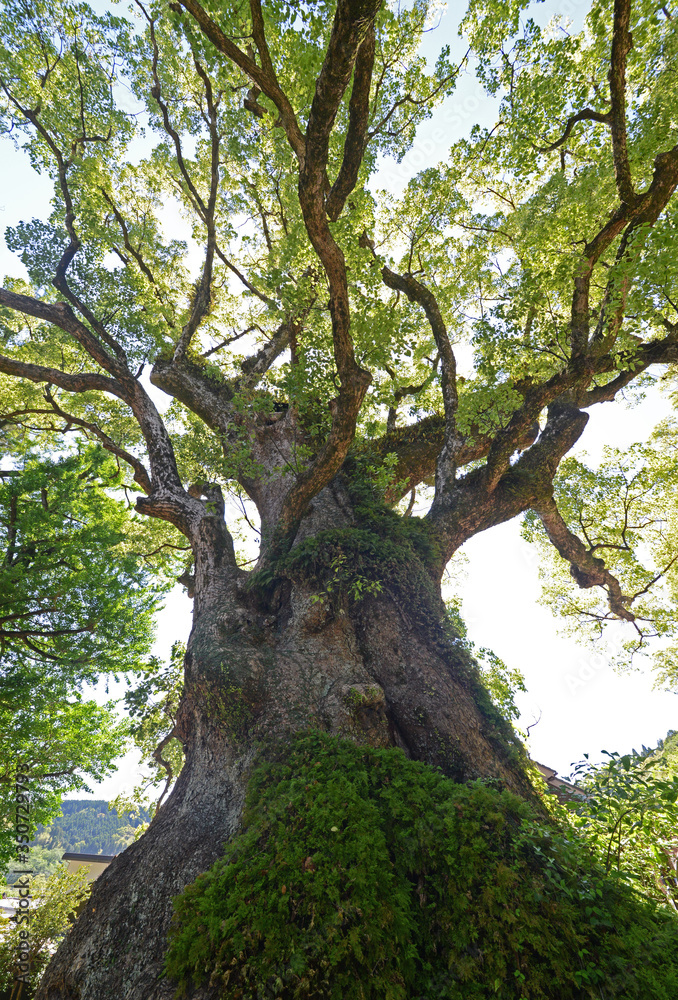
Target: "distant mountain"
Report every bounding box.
[33,800,150,857]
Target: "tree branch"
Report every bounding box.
[0,78,129,366]
[260,1,382,553]
[609,0,635,206]
[0,290,204,535]
[375,125,678,543]
[201,326,258,359]
[248,0,278,85]
[533,108,612,153]
[325,23,375,222]
[426,402,588,568]
[583,325,678,404]
[101,188,175,324]
[590,228,635,355]
[240,319,295,381]
[142,18,221,361]
[41,389,153,495]
[144,10,209,223]
[380,268,456,419]
[214,245,275,306]
[303,0,381,191]
[380,263,459,496]
[384,357,438,433]
[177,0,306,163]
[367,412,539,505]
[570,142,678,360]
[151,313,304,427]
[178,0,382,555]
[0,287,126,383]
[152,727,178,812]
[534,494,635,621]
[0,350,121,399]
[150,356,233,432]
[1,286,162,445]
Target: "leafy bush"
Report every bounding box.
[0,866,91,998]
[166,733,678,1000]
[566,736,678,907]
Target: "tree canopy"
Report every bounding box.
[4,3,678,995]
[0,447,179,871]
[0,0,677,678]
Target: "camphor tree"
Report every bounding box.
[0,0,678,995]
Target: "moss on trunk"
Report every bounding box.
[166,732,678,1000]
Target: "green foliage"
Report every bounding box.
[8,845,64,880]
[0,865,91,997]
[166,732,678,1000]
[0,448,163,676]
[0,697,128,873]
[522,428,678,677]
[0,447,173,871]
[110,643,186,823]
[445,598,527,723]
[565,734,678,909]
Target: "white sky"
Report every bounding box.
[1,0,675,802]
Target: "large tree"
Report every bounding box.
[0,0,677,995]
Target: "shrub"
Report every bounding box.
[0,866,90,999]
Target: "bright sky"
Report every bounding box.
[1,0,675,803]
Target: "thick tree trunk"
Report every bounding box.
[37,491,532,1000]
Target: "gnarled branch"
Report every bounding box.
[427,402,589,568]
[534,494,635,621]
[0,289,195,530]
[0,349,122,399]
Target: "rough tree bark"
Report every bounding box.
[0,0,674,995]
[36,471,533,1000]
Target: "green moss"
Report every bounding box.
[165,733,678,1000]
[155,346,229,387]
[345,685,384,709]
[251,457,441,620]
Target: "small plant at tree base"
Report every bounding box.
[166,733,678,1000]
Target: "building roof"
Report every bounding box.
[62,853,116,864]
[534,762,584,799]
